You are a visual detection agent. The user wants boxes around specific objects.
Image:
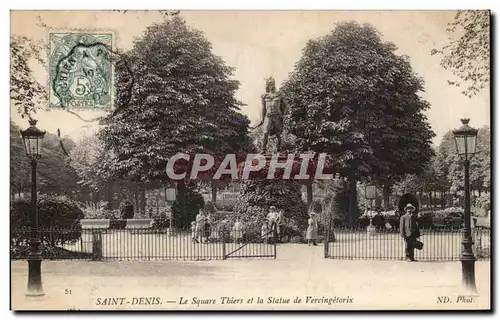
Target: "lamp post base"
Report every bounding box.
[26,239,44,297]
[460,258,477,293]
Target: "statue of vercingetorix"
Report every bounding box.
[252,77,288,153]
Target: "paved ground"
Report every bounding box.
[11,244,490,311]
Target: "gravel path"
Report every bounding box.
[11,244,490,310]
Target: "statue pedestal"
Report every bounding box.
[367,219,377,237]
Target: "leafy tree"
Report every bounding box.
[97,16,252,223]
[320,178,349,241]
[10,121,80,197]
[431,10,490,97]
[69,133,107,190]
[10,35,46,118]
[435,126,490,196]
[99,16,251,184]
[282,22,435,224]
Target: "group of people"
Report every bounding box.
[190,210,212,243]
[261,206,284,243]
[189,201,420,261]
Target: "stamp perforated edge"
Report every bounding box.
[45,27,118,113]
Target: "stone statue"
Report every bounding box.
[252,77,288,153]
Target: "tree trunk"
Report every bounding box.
[134,190,139,216]
[140,185,146,216]
[306,182,313,207]
[347,175,358,228]
[175,182,188,228]
[156,189,160,217]
[428,192,433,209]
[382,184,391,210]
[211,182,217,204]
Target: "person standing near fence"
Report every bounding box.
[232,219,243,243]
[195,211,205,243]
[203,211,212,243]
[399,203,421,262]
[306,211,319,246]
[267,206,280,243]
[191,221,198,243]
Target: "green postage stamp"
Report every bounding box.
[49,33,113,109]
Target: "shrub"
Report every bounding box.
[473,194,490,217]
[215,198,237,211]
[172,183,205,230]
[81,201,113,219]
[119,200,135,219]
[233,180,308,240]
[11,194,84,246]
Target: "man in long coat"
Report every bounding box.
[399,203,421,262]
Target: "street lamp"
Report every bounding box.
[365,184,378,209]
[452,118,478,293]
[364,184,378,236]
[20,119,46,297]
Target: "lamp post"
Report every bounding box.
[365,184,378,236]
[365,184,378,210]
[452,118,478,293]
[20,119,46,297]
[165,185,177,235]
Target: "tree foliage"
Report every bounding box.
[282,22,435,184]
[10,35,46,118]
[431,10,490,98]
[439,126,491,193]
[10,122,80,195]
[394,125,490,196]
[281,22,435,223]
[98,16,251,185]
[69,133,108,190]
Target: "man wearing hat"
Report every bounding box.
[399,203,421,262]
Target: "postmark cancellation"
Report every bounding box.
[49,32,114,110]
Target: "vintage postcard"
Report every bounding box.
[10,10,491,311]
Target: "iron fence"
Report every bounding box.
[11,226,277,261]
[324,226,491,261]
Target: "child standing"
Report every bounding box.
[191,221,198,243]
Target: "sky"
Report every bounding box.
[10,10,491,146]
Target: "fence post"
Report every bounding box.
[91,229,103,261]
[324,229,329,258]
[222,228,226,260]
[273,236,277,259]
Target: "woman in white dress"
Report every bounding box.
[232,219,243,243]
[306,212,319,246]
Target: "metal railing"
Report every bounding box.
[11,226,277,261]
[324,226,491,261]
